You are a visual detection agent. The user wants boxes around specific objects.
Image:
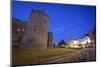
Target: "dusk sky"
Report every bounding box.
[12,1,96,43]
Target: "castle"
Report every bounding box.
[12,9,53,49]
[19,10,49,49]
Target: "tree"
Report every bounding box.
[58,39,66,47]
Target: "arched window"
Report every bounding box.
[84,36,91,44]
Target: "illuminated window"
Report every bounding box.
[84,36,91,44]
[17,29,20,32]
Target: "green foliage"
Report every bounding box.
[58,39,66,46]
[60,44,69,48]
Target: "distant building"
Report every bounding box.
[68,36,92,48]
[20,9,49,49]
[68,39,81,48]
[47,32,53,48]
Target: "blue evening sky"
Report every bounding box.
[12,1,96,43]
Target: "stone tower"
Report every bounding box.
[20,9,49,49]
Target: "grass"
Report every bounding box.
[12,47,78,65]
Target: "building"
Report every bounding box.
[12,18,26,46]
[20,9,49,49]
[88,28,96,45]
[47,32,53,48]
[68,39,82,48]
[68,35,94,48]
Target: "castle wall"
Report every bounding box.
[47,32,53,48]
